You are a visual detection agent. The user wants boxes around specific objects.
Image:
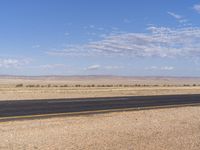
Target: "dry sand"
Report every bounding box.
[1,76,200,100]
[1,86,200,101]
[0,106,200,150]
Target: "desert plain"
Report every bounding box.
[1,76,200,100]
[1,76,200,150]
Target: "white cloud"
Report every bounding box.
[88,26,200,58]
[147,66,158,70]
[167,12,188,24]
[85,65,101,70]
[47,26,200,59]
[38,64,67,69]
[47,45,92,56]
[167,12,182,19]
[84,65,123,71]
[193,4,200,13]
[161,66,174,71]
[0,58,30,68]
[146,66,174,71]
[104,65,124,70]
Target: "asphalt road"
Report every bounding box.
[1,94,200,121]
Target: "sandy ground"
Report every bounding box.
[1,76,200,149]
[0,106,200,150]
[1,76,200,100]
[1,86,200,101]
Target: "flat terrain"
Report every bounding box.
[1,76,200,100]
[1,76,200,149]
[1,106,200,150]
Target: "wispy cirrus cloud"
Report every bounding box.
[104,65,124,70]
[88,26,200,58]
[167,12,182,19]
[47,26,200,59]
[167,11,188,23]
[46,45,92,56]
[146,66,174,71]
[85,65,124,71]
[193,4,200,13]
[85,65,101,70]
[38,64,67,69]
[0,58,30,68]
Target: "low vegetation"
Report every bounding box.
[16,83,200,88]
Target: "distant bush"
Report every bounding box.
[75,84,81,87]
[26,85,36,88]
[60,84,68,87]
[16,84,23,88]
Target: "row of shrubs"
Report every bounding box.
[16,84,68,88]
[15,84,200,88]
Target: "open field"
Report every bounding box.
[1,106,200,150]
[1,76,200,100]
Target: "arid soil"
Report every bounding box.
[1,76,200,100]
[0,106,200,150]
[1,86,200,101]
[1,77,200,149]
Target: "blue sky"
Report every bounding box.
[1,0,200,76]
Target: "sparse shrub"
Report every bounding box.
[63,84,68,87]
[75,84,81,87]
[26,85,35,88]
[16,84,23,88]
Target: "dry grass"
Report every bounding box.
[0,106,200,150]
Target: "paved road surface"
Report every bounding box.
[1,94,200,121]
